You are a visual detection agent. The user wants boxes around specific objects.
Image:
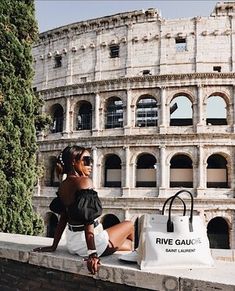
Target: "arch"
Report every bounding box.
[46,212,58,238]
[206,91,230,107]
[104,154,122,187]
[136,153,157,187]
[136,95,158,127]
[206,154,228,188]
[105,97,123,129]
[206,95,227,125]
[100,214,120,229]
[48,156,59,187]
[170,154,193,187]
[207,217,229,249]
[170,94,193,126]
[50,104,64,133]
[74,100,92,130]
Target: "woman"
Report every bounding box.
[34,145,134,274]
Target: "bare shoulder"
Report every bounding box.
[74,176,93,190]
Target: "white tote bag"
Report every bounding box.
[137,190,214,269]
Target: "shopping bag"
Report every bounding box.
[137,190,214,269]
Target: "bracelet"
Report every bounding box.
[88,252,98,258]
[87,249,97,256]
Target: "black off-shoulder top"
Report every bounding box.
[49,189,102,225]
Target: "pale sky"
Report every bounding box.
[35,1,219,33]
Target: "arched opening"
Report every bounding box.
[207,154,228,188]
[100,214,120,229]
[136,96,158,127]
[50,104,64,133]
[207,217,229,249]
[170,154,193,187]
[49,156,59,187]
[136,154,156,187]
[75,101,92,130]
[105,97,123,129]
[206,96,227,125]
[46,212,58,238]
[170,95,192,126]
[104,154,121,187]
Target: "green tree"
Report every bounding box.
[0,0,44,235]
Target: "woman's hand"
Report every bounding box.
[33,246,56,252]
[86,256,101,274]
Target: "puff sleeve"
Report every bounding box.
[49,193,65,214]
[68,189,102,224]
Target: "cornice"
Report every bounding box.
[37,8,161,43]
[33,195,235,209]
[38,73,235,97]
[38,132,235,150]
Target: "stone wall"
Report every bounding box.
[0,258,146,291]
[33,3,235,91]
[1,233,235,291]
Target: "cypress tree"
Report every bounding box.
[0,0,44,235]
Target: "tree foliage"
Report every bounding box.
[0,0,44,235]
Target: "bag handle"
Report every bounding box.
[162,195,186,216]
[167,190,194,233]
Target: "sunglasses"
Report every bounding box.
[82,156,93,166]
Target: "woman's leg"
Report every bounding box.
[101,220,134,256]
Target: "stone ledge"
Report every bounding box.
[0,232,235,290]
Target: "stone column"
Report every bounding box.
[92,147,98,188]
[93,93,100,133]
[95,30,101,80]
[63,97,70,137]
[122,146,130,196]
[125,24,132,76]
[130,161,136,189]
[42,56,48,90]
[125,146,130,188]
[66,38,73,85]
[124,90,131,135]
[155,160,161,191]
[126,90,131,128]
[37,102,45,141]
[159,146,167,197]
[159,22,167,74]
[159,87,167,134]
[194,16,200,73]
[70,99,74,132]
[197,145,205,196]
[196,85,204,133]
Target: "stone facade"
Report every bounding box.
[33,2,235,248]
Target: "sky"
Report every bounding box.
[35,0,219,33]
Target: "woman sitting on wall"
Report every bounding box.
[34,145,134,274]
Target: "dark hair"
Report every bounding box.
[56,145,86,176]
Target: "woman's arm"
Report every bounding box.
[33,212,67,252]
[85,223,100,274]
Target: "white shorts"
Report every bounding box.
[66,223,109,257]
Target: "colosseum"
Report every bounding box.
[32,1,235,249]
